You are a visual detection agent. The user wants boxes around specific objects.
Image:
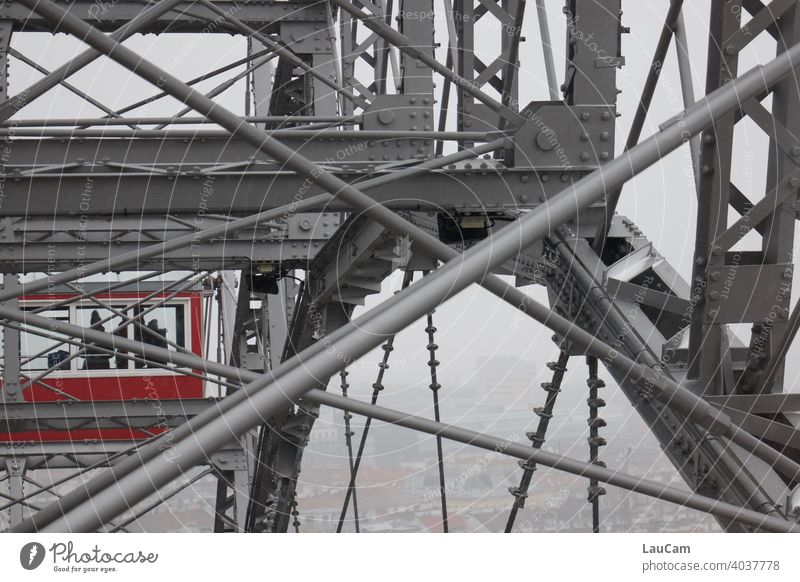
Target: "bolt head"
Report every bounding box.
[536,130,557,151]
[377,110,395,125]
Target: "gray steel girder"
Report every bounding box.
[0,441,245,470]
[0,241,321,273]
[0,165,592,216]
[0,399,220,434]
[0,214,336,272]
[0,1,325,33]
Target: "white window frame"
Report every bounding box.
[18,296,193,378]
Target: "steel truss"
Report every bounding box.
[0,0,798,534]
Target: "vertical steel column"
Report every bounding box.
[213,447,251,533]
[687,0,741,390]
[244,5,347,524]
[0,21,10,105]
[435,0,458,155]
[1,275,22,403]
[5,458,26,526]
[593,0,682,252]
[373,0,391,94]
[311,21,340,117]
[756,4,800,394]
[232,461,250,532]
[498,0,523,115]
[340,1,357,117]
[455,0,476,148]
[563,0,623,106]
[399,0,434,95]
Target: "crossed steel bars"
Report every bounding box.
[2,303,797,533]
[4,0,800,531]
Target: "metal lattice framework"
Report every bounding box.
[0,0,799,533]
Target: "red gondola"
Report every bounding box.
[1,283,205,442]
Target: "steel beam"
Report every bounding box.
[0,165,564,217]
[0,1,323,33]
[0,137,505,299]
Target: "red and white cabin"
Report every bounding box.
[1,282,205,442]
